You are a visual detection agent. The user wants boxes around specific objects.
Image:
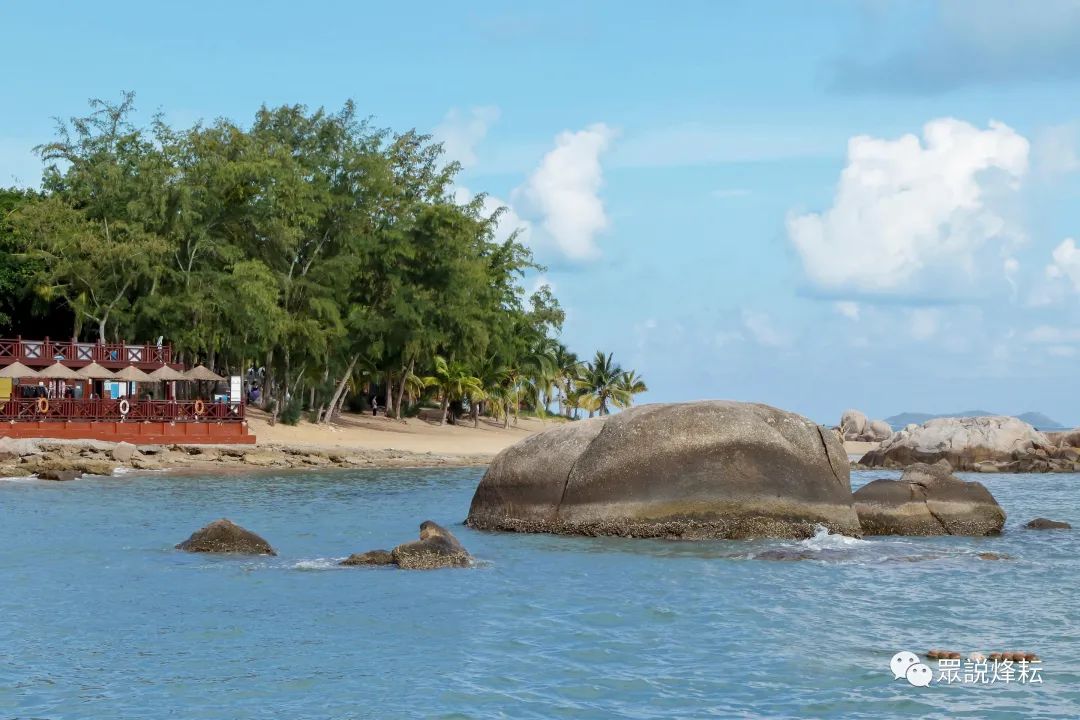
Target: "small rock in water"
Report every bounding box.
[341,521,472,570]
[339,549,394,566]
[977,552,1013,561]
[1025,517,1072,530]
[37,469,81,481]
[176,518,276,555]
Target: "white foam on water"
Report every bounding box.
[798,524,869,550]
[292,558,344,571]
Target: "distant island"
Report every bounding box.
[884,411,1066,431]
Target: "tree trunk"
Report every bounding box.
[321,354,358,425]
[439,394,449,426]
[394,357,413,420]
[384,372,394,418]
[472,402,479,428]
[263,349,274,409]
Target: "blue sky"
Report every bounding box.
[4,0,1080,425]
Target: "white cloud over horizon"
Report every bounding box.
[788,118,1030,299]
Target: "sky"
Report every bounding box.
[3,0,1080,425]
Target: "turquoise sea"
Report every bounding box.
[2,467,1079,719]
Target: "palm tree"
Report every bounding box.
[579,351,631,417]
[422,356,483,426]
[552,343,580,417]
[613,370,648,410]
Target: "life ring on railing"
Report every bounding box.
[118,399,130,416]
[194,399,206,416]
[36,397,49,414]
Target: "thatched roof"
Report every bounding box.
[75,362,116,379]
[183,365,224,381]
[37,362,82,380]
[112,365,154,382]
[0,362,40,378]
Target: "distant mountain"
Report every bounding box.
[884,410,1067,431]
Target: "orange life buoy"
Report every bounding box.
[118,399,130,416]
[194,399,206,416]
[36,396,48,414]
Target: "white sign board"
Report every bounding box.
[230,375,242,403]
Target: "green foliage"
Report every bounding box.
[278,397,303,425]
[7,93,647,423]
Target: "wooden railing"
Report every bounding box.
[0,398,244,423]
[0,337,173,368]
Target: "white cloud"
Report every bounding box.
[433,106,500,169]
[515,123,615,262]
[1046,238,1080,291]
[834,301,860,320]
[1025,325,1080,344]
[788,118,1029,297]
[741,310,790,348]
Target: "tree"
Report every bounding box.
[422,355,483,425]
[615,370,648,409]
[579,351,631,417]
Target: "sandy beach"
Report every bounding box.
[247,408,554,458]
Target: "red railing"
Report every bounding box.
[0,398,244,423]
[0,337,173,368]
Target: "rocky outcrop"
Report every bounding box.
[860,416,1079,472]
[176,518,277,555]
[391,521,472,569]
[467,401,861,539]
[852,462,1005,536]
[343,521,471,570]
[839,409,892,442]
[1025,518,1071,530]
[0,437,496,474]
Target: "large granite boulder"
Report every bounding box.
[859,416,1077,472]
[391,521,472,569]
[853,462,1005,536]
[176,518,276,555]
[867,420,893,441]
[467,401,861,539]
[840,409,868,438]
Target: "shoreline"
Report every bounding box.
[0,410,559,478]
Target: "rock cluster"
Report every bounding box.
[341,521,471,569]
[467,401,861,540]
[1025,518,1071,530]
[859,416,1080,473]
[852,462,1005,536]
[839,409,893,442]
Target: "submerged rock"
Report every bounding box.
[467,401,861,539]
[852,462,1005,536]
[1025,517,1072,530]
[176,518,276,555]
[339,549,394,566]
[37,468,81,481]
[391,521,471,569]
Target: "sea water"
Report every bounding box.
[2,468,1079,719]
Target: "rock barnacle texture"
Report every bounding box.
[176,518,277,555]
[466,401,861,540]
[852,462,1005,536]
